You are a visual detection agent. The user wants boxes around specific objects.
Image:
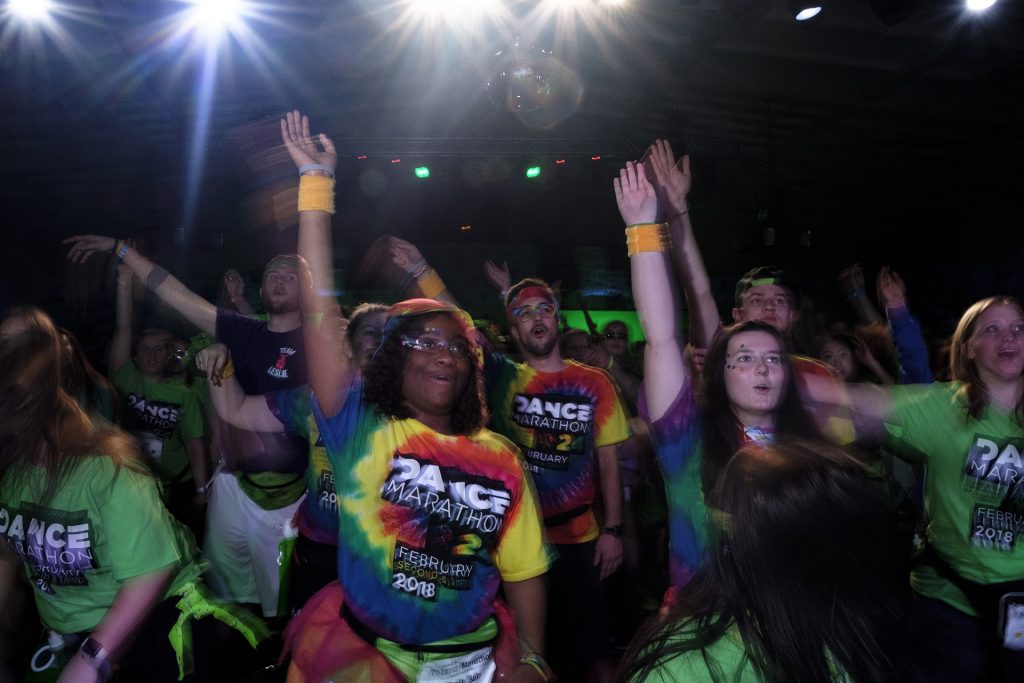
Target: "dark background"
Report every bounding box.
[2,0,1022,351]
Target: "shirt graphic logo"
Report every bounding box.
[382,453,513,598]
[512,393,593,472]
[267,346,297,379]
[962,434,1024,497]
[125,393,180,437]
[0,503,96,595]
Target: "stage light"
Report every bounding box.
[526,166,541,178]
[966,0,997,11]
[185,0,246,34]
[8,0,53,21]
[787,0,822,20]
[414,166,430,178]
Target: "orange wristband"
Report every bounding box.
[625,222,669,256]
[418,268,446,299]
[297,174,335,214]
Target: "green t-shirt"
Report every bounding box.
[642,626,758,683]
[0,456,202,633]
[111,363,205,484]
[886,382,1024,615]
[641,624,850,682]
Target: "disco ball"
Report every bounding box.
[486,40,583,131]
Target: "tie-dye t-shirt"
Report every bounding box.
[267,383,353,545]
[311,380,549,645]
[484,355,631,545]
[639,384,775,589]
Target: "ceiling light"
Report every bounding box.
[966,0,997,11]
[787,0,822,21]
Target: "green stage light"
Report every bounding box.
[525,166,541,178]
[414,166,430,178]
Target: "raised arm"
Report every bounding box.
[838,263,883,326]
[64,236,217,336]
[222,269,255,315]
[108,265,134,372]
[646,140,720,349]
[614,160,687,421]
[877,266,933,384]
[390,236,460,306]
[196,343,285,433]
[280,110,352,417]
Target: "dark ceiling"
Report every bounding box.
[3,0,1023,337]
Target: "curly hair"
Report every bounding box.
[363,313,488,435]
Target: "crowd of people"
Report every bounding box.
[1,110,1022,683]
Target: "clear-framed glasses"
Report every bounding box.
[512,302,558,324]
[401,335,472,360]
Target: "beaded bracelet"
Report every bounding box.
[518,653,554,681]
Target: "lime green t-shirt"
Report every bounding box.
[111,363,205,484]
[886,382,1024,615]
[0,456,203,633]
[642,626,758,683]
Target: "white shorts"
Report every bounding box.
[203,471,304,617]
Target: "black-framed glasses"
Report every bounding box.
[401,335,472,360]
[512,303,558,324]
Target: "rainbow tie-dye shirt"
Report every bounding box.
[640,383,777,589]
[484,355,631,544]
[309,380,549,645]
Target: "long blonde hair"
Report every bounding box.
[949,296,1024,425]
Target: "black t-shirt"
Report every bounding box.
[216,309,307,393]
[215,309,308,474]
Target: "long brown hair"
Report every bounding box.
[0,310,142,503]
[950,295,1024,424]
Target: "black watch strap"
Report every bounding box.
[602,524,623,538]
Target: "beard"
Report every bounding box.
[518,329,558,358]
[262,294,299,315]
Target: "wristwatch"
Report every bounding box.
[602,524,623,538]
[80,636,113,681]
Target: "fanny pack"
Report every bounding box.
[923,547,1024,651]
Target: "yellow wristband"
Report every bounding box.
[297,174,335,214]
[418,268,446,299]
[221,358,235,380]
[625,222,668,256]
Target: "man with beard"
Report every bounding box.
[64,236,310,620]
[483,276,631,680]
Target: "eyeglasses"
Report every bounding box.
[401,335,472,360]
[512,303,558,324]
[604,332,628,340]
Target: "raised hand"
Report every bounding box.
[876,266,907,310]
[196,343,230,386]
[388,236,427,274]
[613,161,658,226]
[837,263,867,295]
[483,260,511,293]
[280,110,337,174]
[645,139,691,219]
[63,235,117,264]
[223,269,244,300]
